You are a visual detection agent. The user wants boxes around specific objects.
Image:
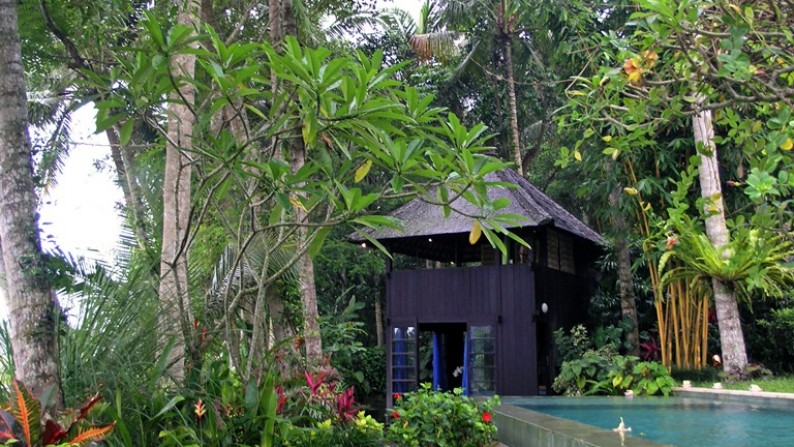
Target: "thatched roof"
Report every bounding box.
[353,169,603,246]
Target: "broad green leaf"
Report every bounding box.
[118,119,134,146]
[308,227,332,258]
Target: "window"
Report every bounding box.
[391,326,417,393]
[546,229,575,274]
[468,325,495,394]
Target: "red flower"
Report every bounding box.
[482,411,492,423]
[391,410,400,419]
[275,386,287,414]
[393,392,402,401]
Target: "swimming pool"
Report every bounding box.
[498,395,794,447]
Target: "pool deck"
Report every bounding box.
[673,386,794,410]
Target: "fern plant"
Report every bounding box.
[0,380,114,447]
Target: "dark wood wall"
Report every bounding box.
[386,264,537,395]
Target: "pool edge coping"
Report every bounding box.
[495,398,673,447]
[672,386,794,409]
[673,386,794,400]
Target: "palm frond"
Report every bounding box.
[379,8,417,37]
[28,94,77,190]
[409,31,460,62]
[323,10,385,41]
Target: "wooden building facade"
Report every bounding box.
[354,169,603,402]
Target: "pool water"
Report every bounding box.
[515,396,794,447]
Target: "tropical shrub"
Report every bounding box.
[279,411,383,447]
[157,363,278,447]
[0,379,114,447]
[553,324,591,365]
[749,300,794,373]
[386,384,499,447]
[320,298,385,398]
[277,368,358,426]
[553,353,676,396]
[553,324,624,367]
[276,368,383,447]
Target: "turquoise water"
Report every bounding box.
[516,396,794,447]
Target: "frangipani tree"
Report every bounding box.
[89,11,524,378]
[562,0,794,373]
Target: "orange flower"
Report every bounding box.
[623,58,643,84]
[194,399,206,419]
[642,50,658,68]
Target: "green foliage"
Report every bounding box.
[661,225,794,302]
[751,300,794,373]
[553,324,627,367]
[279,412,383,447]
[657,176,794,303]
[553,325,675,396]
[553,324,591,365]
[386,384,499,447]
[274,368,382,447]
[319,298,379,394]
[553,352,676,397]
[157,363,278,447]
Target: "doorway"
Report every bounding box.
[419,323,466,392]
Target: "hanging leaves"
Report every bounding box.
[354,159,372,183]
[469,220,482,245]
[289,196,307,212]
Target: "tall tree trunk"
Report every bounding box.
[159,0,199,383]
[270,0,323,367]
[609,187,640,356]
[503,37,522,173]
[0,0,62,408]
[106,125,150,250]
[692,99,748,374]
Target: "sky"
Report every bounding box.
[38,104,125,262]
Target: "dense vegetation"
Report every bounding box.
[0,0,792,446]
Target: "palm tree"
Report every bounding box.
[406,0,538,173]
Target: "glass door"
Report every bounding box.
[389,325,418,398]
[467,325,496,395]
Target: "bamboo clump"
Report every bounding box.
[629,162,710,369]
